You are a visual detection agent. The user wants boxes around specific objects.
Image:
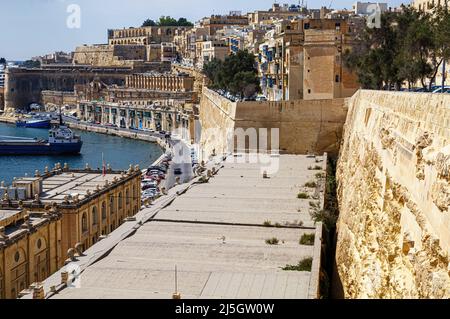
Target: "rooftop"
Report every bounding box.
[46,154,325,299]
[38,171,136,205]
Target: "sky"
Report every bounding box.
[1,0,406,60]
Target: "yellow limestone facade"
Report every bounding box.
[336,90,450,298]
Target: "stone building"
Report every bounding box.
[248,3,304,25]
[412,0,448,12]
[258,18,360,101]
[41,91,77,109]
[125,73,194,92]
[200,40,229,67]
[3,63,171,111]
[199,13,249,36]
[32,51,73,66]
[0,207,62,299]
[73,45,147,67]
[173,27,209,65]
[0,165,142,298]
[108,26,192,45]
[78,99,196,136]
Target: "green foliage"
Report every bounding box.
[315,172,325,179]
[299,233,315,245]
[203,50,261,98]
[304,181,317,188]
[282,257,313,272]
[265,237,279,245]
[344,5,450,90]
[309,201,320,209]
[176,17,194,27]
[263,220,272,227]
[142,19,157,27]
[311,209,338,230]
[142,16,193,27]
[297,192,310,199]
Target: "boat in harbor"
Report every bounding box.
[16,117,52,128]
[0,123,83,155]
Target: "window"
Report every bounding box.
[82,213,88,232]
[118,192,123,209]
[92,207,98,225]
[304,23,310,30]
[308,89,311,94]
[126,189,130,205]
[110,196,115,215]
[102,201,107,220]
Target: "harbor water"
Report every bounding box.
[0,122,163,184]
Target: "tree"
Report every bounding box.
[141,16,193,27]
[0,57,6,65]
[177,18,194,27]
[142,19,156,27]
[428,7,450,90]
[203,50,261,98]
[158,16,178,26]
[344,5,449,91]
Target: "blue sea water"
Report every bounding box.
[0,122,163,184]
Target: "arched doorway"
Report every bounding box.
[10,248,27,299]
[34,237,49,283]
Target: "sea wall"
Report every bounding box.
[199,87,348,160]
[336,90,450,298]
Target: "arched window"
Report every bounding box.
[126,189,130,205]
[118,192,123,209]
[110,196,115,215]
[92,206,98,225]
[102,201,107,220]
[82,213,88,232]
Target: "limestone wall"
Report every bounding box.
[199,87,347,160]
[41,91,77,107]
[73,45,146,67]
[4,67,128,110]
[336,90,450,298]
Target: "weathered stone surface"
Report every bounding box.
[336,90,450,299]
[199,87,348,160]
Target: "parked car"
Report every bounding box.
[432,86,450,93]
[174,168,182,175]
[256,95,268,101]
[142,183,158,191]
[148,166,167,173]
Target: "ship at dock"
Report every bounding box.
[15,117,52,128]
[0,124,83,155]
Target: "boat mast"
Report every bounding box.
[59,105,63,126]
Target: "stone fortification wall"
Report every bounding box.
[336,90,450,298]
[199,87,347,160]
